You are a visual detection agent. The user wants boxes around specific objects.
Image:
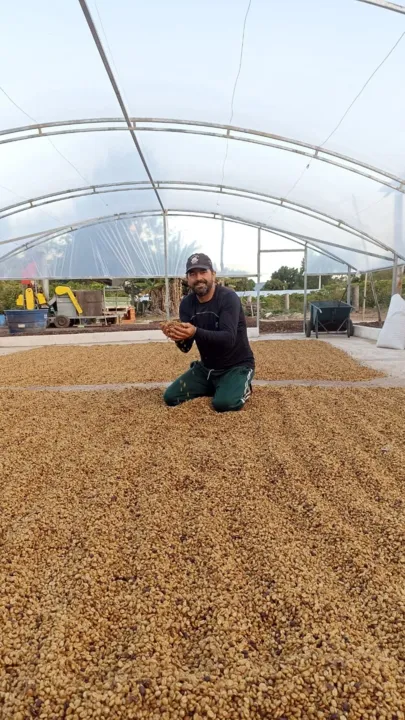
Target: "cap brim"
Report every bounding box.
[186,265,212,273]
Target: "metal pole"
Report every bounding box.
[77,0,165,213]
[318,274,322,290]
[362,272,368,322]
[303,243,308,334]
[220,218,225,273]
[256,228,261,334]
[163,212,170,320]
[347,266,352,305]
[392,253,398,296]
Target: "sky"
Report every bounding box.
[0,0,405,278]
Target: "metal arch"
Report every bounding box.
[0,181,153,219]
[167,214,392,266]
[0,117,404,193]
[179,213,394,262]
[356,0,405,14]
[0,209,352,273]
[165,213,352,268]
[0,210,163,261]
[0,207,393,265]
[0,209,394,265]
[0,208,393,273]
[240,227,352,270]
[265,231,350,270]
[0,179,396,258]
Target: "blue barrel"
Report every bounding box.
[0,314,5,327]
[5,309,49,335]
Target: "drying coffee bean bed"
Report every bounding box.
[0,340,382,387]
[0,386,403,718]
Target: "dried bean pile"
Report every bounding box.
[0,387,404,719]
[159,320,183,334]
[0,341,382,387]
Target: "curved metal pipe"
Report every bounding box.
[356,0,405,15]
[0,208,396,273]
[0,180,393,257]
[0,117,403,192]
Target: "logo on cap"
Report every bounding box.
[191,256,199,264]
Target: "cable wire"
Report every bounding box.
[0,85,109,211]
[93,2,124,98]
[267,28,405,220]
[320,30,405,148]
[217,0,252,210]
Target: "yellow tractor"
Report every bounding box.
[17,285,83,328]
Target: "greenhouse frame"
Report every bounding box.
[1,0,405,317]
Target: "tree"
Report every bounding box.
[224,277,255,291]
[123,280,143,308]
[0,281,23,313]
[148,278,184,316]
[271,265,302,289]
[263,278,284,291]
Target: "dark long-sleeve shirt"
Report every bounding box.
[176,285,254,371]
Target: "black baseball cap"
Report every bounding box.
[186,253,214,274]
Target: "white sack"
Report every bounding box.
[376,293,405,350]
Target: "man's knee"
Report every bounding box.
[163,384,180,407]
[212,396,243,413]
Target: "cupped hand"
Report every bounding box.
[169,323,197,341]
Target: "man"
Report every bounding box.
[162,253,255,412]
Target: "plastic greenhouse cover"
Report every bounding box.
[1,0,405,277]
[306,249,352,276]
[0,216,261,280]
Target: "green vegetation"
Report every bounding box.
[0,267,402,319]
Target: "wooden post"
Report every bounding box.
[370,273,382,327]
[284,293,290,312]
[392,254,398,297]
[353,284,360,312]
[396,264,404,296]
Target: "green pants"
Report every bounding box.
[164,361,254,413]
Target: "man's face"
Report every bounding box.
[187,268,215,297]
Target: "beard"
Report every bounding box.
[191,278,214,297]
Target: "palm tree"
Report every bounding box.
[131,217,196,316]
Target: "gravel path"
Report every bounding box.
[0,387,404,718]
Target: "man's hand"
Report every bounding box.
[169,323,196,341]
[161,324,172,338]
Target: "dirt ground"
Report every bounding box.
[0,317,286,336]
[0,310,385,337]
[0,340,382,387]
[0,386,404,719]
